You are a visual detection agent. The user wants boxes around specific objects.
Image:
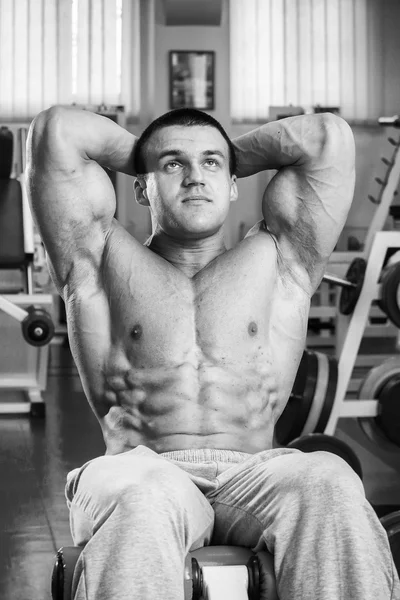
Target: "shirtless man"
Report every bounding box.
[27,107,399,600]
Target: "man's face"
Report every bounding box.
[135,125,238,239]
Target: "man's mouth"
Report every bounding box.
[182,196,211,203]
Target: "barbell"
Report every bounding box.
[322,256,400,326]
[322,258,367,316]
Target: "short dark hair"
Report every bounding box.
[134,108,237,176]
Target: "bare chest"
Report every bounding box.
[103,233,309,371]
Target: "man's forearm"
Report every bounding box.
[29,106,138,176]
[231,113,348,178]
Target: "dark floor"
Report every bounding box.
[0,345,104,600]
[0,342,399,600]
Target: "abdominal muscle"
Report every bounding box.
[99,352,281,456]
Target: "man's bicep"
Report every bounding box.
[262,144,355,292]
[27,114,116,290]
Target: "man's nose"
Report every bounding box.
[183,164,205,186]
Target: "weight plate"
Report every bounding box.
[22,306,55,347]
[301,351,327,436]
[287,433,363,480]
[314,353,338,434]
[358,418,400,452]
[386,250,400,268]
[339,258,367,315]
[303,351,329,433]
[358,358,400,449]
[380,510,400,577]
[358,358,400,400]
[376,374,400,447]
[275,351,316,446]
[380,263,400,328]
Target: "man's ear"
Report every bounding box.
[230,175,238,203]
[134,176,150,206]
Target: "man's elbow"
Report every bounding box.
[31,105,66,136]
[319,113,355,163]
[27,106,66,166]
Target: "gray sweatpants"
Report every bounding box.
[65,445,400,600]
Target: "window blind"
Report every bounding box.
[0,0,140,120]
[230,0,384,122]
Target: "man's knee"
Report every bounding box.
[70,451,191,512]
[89,453,191,503]
[272,450,365,504]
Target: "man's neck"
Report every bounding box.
[145,230,227,278]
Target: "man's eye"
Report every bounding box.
[205,159,218,166]
[166,161,180,169]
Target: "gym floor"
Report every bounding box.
[0,341,399,600]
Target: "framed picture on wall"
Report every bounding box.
[169,51,215,111]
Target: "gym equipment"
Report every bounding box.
[275,350,338,446]
[338,258,367,315]
[380,510,400,577]
[368,131,400,207]
[324,230,400,442]
[51,545,277,600]
[21,305,55,346]
[277,229,400,449]
[363,117,400,255]
[0,297,54,347]
[379,116,400,128]
[308,114,400,347]
[357,358,400,447]
[0,125,54,416]
[287,433,363,480]
[322,253,400,323]
[379,261,400,328]
[0,126,13,178]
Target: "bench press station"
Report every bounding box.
[0,125,54,416]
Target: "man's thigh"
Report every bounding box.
[208,447,364,550]
[66,445,215,550]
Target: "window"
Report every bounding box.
[230,0,383,123]
[0,0,140,120]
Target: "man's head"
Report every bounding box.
[133,108,238,241]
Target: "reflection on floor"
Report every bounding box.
[0,342,399,600]
[0,344,104,600]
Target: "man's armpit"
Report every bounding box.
[262,204,322,295]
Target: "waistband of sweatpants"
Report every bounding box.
[159,448,253,464]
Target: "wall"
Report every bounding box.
[123,0,233,244]
[123,0,400,249]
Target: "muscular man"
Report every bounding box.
[27,107,399,600]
